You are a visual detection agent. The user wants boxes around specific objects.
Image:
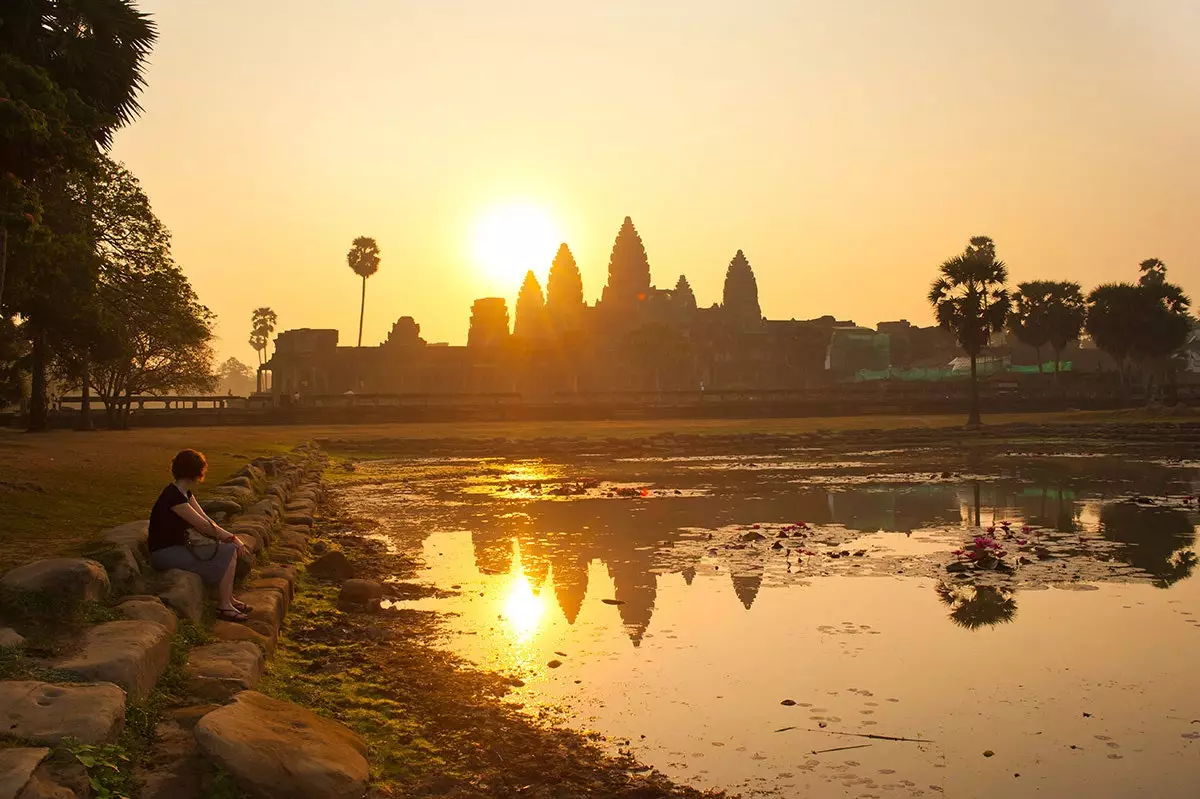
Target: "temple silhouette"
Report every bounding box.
[260,217,984,399]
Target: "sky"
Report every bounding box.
[110,0,1200,364]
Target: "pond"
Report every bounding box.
[341,445,1200,798]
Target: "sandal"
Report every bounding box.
[216,607,250,623]
[231,599,254,613]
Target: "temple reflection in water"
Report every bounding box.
[466,480,1197,646]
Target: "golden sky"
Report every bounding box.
[111,0,1200,364]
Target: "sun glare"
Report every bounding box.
[501,541,546,643]
[471,204,561,288]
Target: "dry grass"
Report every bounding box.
[0,409,1162,569]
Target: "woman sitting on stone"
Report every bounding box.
[148,449,253,622]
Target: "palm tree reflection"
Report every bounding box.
[935,581,1018,630]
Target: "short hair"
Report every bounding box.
[171,449,208,480]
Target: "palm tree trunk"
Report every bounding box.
[358,275,366,347]
[1036,345,1042,374]
[28,328,47,432]
[0,224,8,313]
[967,352,981,427]
[79,348,93,431]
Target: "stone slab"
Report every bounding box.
[0,681,126,745]
[118,596,178,636]
[185,642,264,703]
[0,747,48,799]
[195,692,367,799]
[236,591,285,631]
[158,569,205,623]
[0,559,109,604]
[56,620,172,702]
[210,621,276,657]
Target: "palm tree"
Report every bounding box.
[346,236,380,347]
[1009,281,1085,378]
[0,0,156,313]
[249,307,277,365]
[928,236,1010,427]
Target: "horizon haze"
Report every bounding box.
[110,0,1200,363]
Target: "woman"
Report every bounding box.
[148,449,253,622]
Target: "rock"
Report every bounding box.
[339,580,382,604]
[210,621,276,656]
[195,692,368,799]
[0,747,49,799]
[96,546,145,596]
[0,559,109,605]
[14,754,89,799]
[237,590,285,631]
[285,500,315,514]
[308,552,355,582]
[0,682,126,745]
[200,498,243,517]
[0,629,25,649]
[277,529,308,553]
[283,513,312,527]
[118,596,178,636]
[221,476,253,490]
[257,566,297,592]
[101,520,150,555]
[158,569,205,622]
[241,578,291,613]
[56,620,172,702]
[233,464,267,484]
[268,548,305,565]
[185,642,264,702]
[215,485,254,502]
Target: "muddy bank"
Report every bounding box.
[264,498,726,798]
[317,420,1200,462]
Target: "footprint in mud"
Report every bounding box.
[878,769,896,775]
[860,710,875,715]
[862,721,879,726]
[711,742,725,747]
[1108,754,1123,760]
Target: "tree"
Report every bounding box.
[0,0,156,311]
[346,236,380,347]
[513,271,549,341]
[90,261,216,428]
[674,274,697,312]
[600,217,651,308]
[928,236,1010,427]
[1008,281,1085,376]
[722,250,761,324]
[249,307,277,365]
[215,357,254,396]
[1087,259,1192,395]
[545,243,585,332]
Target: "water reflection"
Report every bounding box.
[935,582,1018,630]
[1099,504,1197,587]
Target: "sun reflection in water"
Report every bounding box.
[501,541,546,644]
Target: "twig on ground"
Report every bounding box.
[811,744,873,755]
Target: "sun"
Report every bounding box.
[471,203,561,289]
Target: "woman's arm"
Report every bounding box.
[170,502,234,542]
[187,494,220,527]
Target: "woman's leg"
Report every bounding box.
[213,541,239,611]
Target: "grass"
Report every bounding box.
[0,410,1182,569]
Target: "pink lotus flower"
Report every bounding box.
[1016,539,1028,545]
[986,526,995,533]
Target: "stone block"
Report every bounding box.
[210,621,275,657]
[200,499,242,517]
[158,569,205,623]
[118,596,177,636]
[0,747,49,799]
[0,682,126,745]
[0,559,109,605]
[194,692,368,799]
[56,620,172,702]
[0,629,25,649]
[270,547,305,566]
[236,590,285,631]
[282,513,312,528]
[96,546,146,596]
[241,578,291,614]
[185,642,264,703]
[257,566,297,591]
